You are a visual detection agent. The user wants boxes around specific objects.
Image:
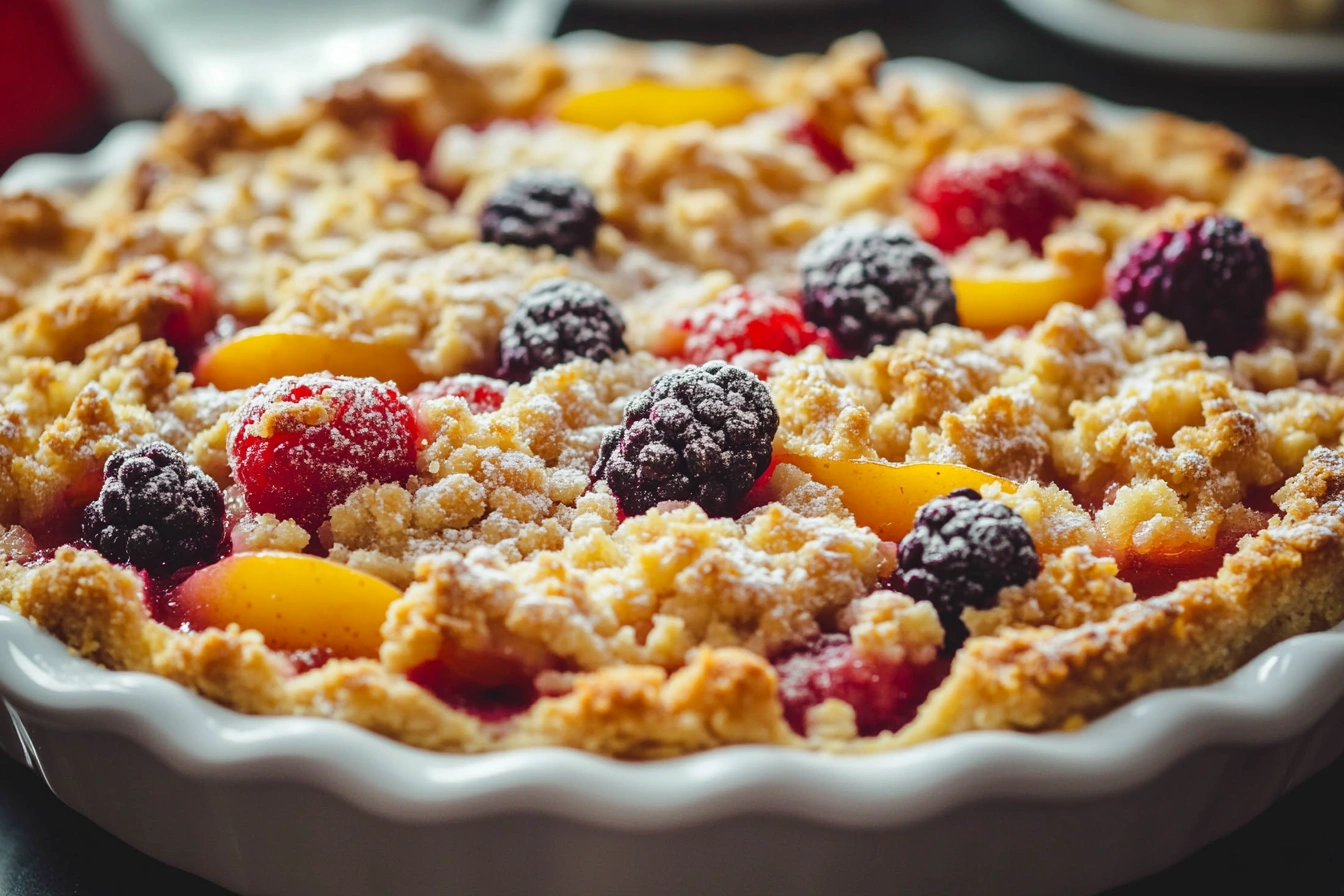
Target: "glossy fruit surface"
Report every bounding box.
[195,331,425,392]
[174,552,403,658]
[953,252,1105,332]
[776,454,1016,542]
[555,81,762,130]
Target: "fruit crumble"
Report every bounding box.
[3,34,1344,757]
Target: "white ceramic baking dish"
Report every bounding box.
[3,47,1343,896]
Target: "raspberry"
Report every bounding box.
[674,286,822,366]
[1109,214,1274,356]
[479,170,602,256]
[409,374,508,415]
[227,375,418,534]
[892,489,1040,648]
[592,361,779,517]
[156,261,217,365]
[912,149,1080,253]
[773,634,950,736]
[799,221,957,356]
[788,119,853,174]
[83,442,224,574]
[497,278,627,382]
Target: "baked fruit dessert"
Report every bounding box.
[4,33,1344,758]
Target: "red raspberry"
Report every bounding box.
[386,111,437,169]
[675,286,823,366]
[773,634,950,737]
[788,119,853,174]
[912,149,1080,253]
[157,261,218,365]
[227,375,418,533]
[409,374,508,415]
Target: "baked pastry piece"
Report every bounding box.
[3,34,1344,758]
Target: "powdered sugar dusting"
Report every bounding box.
[228,375,417,533]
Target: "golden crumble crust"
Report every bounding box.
[3,34,1344,759]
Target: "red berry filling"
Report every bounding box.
[674,286,825,369]
[1116,504,1273,600]
[773,633,949,737]
[227,375,418,534]
[406,644,540,723]
[287,646,338,674]
[386,112,438,169]
[409,374,508,415]
[157,261,218,366]
[738,457,781,514]
[788,119,853,174]
[26,467,104,549]
[912,149,1080,253]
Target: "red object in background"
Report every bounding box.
[0,0,103,171]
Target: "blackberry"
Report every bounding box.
[1110,214,1273,356]
[83,442,225,574]
[799,221,958,356]
[498,278,627,382]
[892,489,1039,649]
[592,361,778,517]
[479,170,602,256]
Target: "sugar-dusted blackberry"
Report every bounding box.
[592,361,778,517]
[83,442,225,574]
[479,170,602,256]
[1109,214,1274,356]
[799,221,957,357]
[497,278,627,382]
[892,489,1039,648]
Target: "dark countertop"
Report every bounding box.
[2,0,1343,893]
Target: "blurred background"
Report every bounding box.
[2,0,1343,170]
[1,0,1343,893]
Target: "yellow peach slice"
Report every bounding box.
[953,271,1099,332]
[776,454,1017,542]
[554,81,763,130]
[175,552,403,658]
[954,254,1105,333]
[194,331,426,392]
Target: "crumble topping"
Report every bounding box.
[3,33,1344,758]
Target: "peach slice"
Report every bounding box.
[194,331,426,392]
[776,454,1017,542]
[175,552,403,658]
[554,81,763,130]
[953,253,1105,333]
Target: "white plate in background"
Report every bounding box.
[1003,0,1344,72]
